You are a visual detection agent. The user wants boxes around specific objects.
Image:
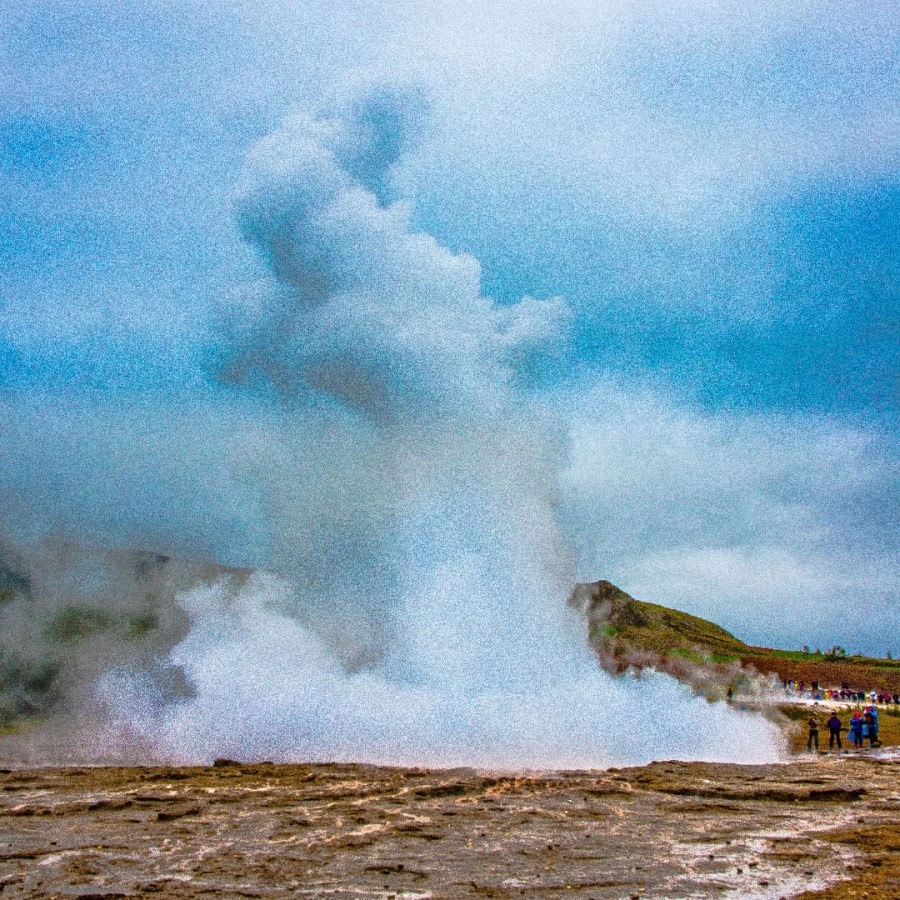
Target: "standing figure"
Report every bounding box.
[849,710,864,748]
[806,713,820,752]
[865,708,880,747]
[827,712,843,750]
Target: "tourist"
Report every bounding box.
[806,713,820,752]
[827,713,843,750]
[865,708,880,748]
[849,711,864,748]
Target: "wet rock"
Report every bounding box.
[155,804,201,821]
[0,755,895,897]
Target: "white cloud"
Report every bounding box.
[560,378,899,654]
[2,0,896,355]
[382,0,899,227]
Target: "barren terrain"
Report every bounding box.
[0,753,898,899]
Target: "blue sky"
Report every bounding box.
[1,0,897,653]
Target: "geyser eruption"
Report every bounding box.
[2,84,784,768]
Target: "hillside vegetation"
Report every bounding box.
[578,580,900,693]
[580,580,750,660]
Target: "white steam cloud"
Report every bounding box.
[3,85,784,768]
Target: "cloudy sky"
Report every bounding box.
[1,0,897,654]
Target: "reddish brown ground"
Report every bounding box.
[794,822,900,899]
[739,655,900,694]
[0,755,898,898]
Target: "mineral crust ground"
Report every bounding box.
[0,754,898,898]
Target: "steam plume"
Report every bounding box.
[0,84,783,768]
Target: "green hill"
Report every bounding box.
[579,579,750,662]
[577,580,900,693]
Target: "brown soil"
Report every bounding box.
[0,754,898,898]
[740,657,900,695]
[793,822,900,899]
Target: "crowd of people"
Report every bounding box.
[770,679,896,753]
[783,680,900,706]
[805,706,881,752]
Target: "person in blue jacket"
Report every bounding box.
[865,707,880,747]
[849,710,864,748]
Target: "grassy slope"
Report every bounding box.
[585,580,750,660]
[582,580,900,693]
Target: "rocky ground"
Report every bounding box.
[0,753,898,899]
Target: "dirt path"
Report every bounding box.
[0,755,898,898]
